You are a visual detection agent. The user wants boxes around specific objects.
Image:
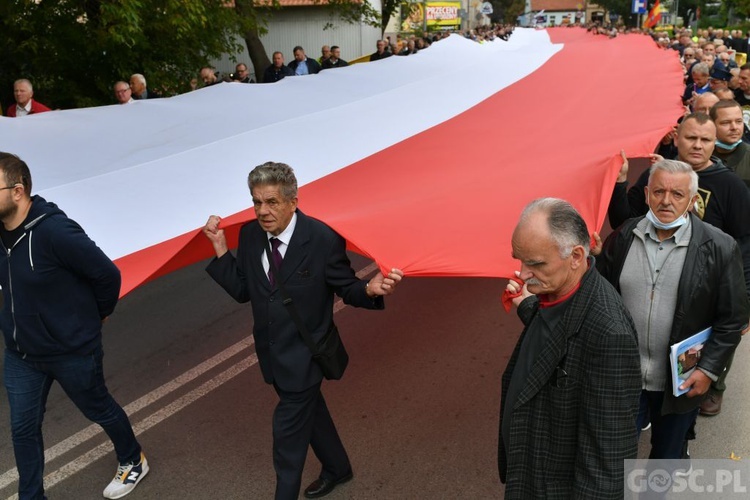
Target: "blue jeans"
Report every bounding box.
[636,390,699,459]
[4,347,141,500]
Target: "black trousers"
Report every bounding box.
[272,382,351,500]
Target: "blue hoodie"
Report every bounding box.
[0,195,121,360]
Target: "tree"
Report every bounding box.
[498,0,526,24]
[236,0,380,82]
[0,0,381,108]
[592,0,636,25]
[0,0,246,109]
[381,0,401,33]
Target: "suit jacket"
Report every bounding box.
[207,210,383,392]
[6,99,51,117]
[498,261,641,499]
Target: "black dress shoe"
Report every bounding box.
[303,471,353,498]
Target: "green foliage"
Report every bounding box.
[381,0,401,32]
[0,0,245,109]
[504,0,526,22]
[591,0,634,24]
[734,0,750,19]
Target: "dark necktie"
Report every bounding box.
[268,237,283,287]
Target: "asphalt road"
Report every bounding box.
[0,159,747,499]
[0,254,520,500]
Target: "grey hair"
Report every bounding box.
[519,198,590,258]
[14,79,32,91]
[130,73,146,85]
[649,159,699,196]
[692,62,710,75]
[247,162,298,200]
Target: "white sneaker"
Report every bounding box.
[103,452,149,499]
[674,443,691,477]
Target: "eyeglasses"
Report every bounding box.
[0,184,20,191]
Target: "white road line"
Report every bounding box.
[335,262,380,313]
[7,354,259,500]
[0,261,380,496]
[0,336,255,490]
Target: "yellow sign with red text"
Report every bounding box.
[402,2,462,30]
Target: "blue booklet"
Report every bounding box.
[669,327,712,397]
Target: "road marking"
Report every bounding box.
[0,336,255,491]
[8,355,258,500]
[0,261,380,496]
[335,262,379,313]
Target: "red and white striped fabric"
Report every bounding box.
[0,28,684,296]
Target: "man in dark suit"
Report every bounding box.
[202,162,402,500]
[499,198,641,499]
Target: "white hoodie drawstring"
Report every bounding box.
[28,230,34,271]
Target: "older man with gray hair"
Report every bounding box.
[6,79,51,117]
[113,81,133,104]
[499,198,640,499]
[684,62,711,104]
[129,73,160,99]
[203,162,403,500]
[598,160,748,460]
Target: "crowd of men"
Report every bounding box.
[497,22,750,499]
[3,21,750,500]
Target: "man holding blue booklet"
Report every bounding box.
[597,159,749,459]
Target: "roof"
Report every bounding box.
[274,0,329,5]
[242,0,336,6]
[532,0,583,11]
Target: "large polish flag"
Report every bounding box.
[0,28,683,296]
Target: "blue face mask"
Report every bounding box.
[646,209,689,230]
[715,139,743,150]
[645,192,691,230]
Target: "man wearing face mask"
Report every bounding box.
[598,159,749,460]
[608,114,750,314]
[710,100,750,187]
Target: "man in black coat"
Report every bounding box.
[203,162,403,500]
[321,46,349,70]
[608,113,750,415]
[129,73,160,99]
[263,52,294,83]
[598,159,748,459]
[288,46,321,76]
[369,40,392,62]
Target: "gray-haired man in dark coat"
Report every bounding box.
[499,198,641,499]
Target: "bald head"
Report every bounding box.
[512,198,590,300]
[694,92,720,114]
